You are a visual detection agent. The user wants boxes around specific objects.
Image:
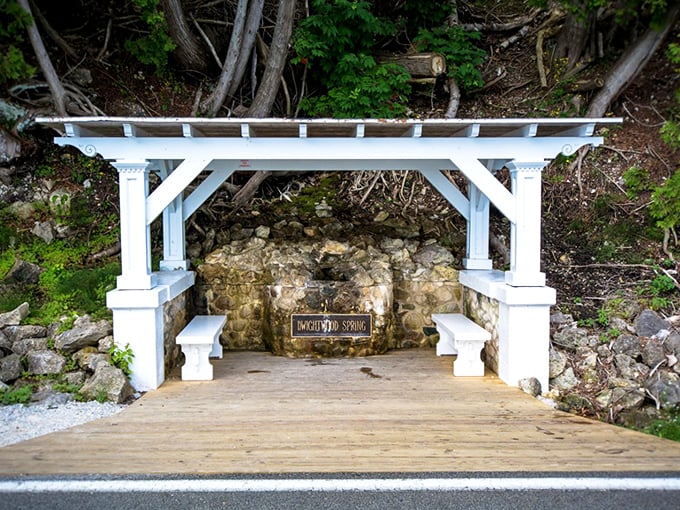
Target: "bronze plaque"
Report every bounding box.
[291,314,372,338]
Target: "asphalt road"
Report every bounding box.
[1,473,679,510]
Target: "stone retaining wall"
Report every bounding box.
[464,288,499,374]
[163,290,191,372]
[195,237,463,356]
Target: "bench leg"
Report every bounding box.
[210,336,223,359]
[453,339,485,376]
[435,328,458,356]
[180,344,214,381]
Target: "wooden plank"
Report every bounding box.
[1,350,679,475]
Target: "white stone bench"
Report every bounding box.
[176,315,226,381]
[432,313,491,377]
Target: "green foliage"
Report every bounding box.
[0,0,35,86]
[125,0,175,75]
[637,270,677,310]
[645,409,680,441]
[109,343,134,377]
[299,55,411,117]
[293,0,410,118]
[414,26,485,91]
[649,170,680,230]
[622,166,651,199]
[0,384,33,405]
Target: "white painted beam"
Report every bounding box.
[145,158,212,225]
[419,168,469,221]
[183,168,236,220]
[451,156,516,223]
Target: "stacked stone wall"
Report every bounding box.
[162,290,190,372]
[464,288,500,374]
[196,237,463,356]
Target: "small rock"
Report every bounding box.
[98,335,114,353]
[518,377,541,396]
[551,367,578,391]
[634,310,670,337]
[79,363,133,403]
[373,211,389,222]
[0,302,29,328]
[0,353,22,382]
[610,334,641,358]
[549,348,568,378]
[27,350,66,375]
[664,332,680,355]
[642,339,666,368]
[595,387,645,411]
[73,346,99,369]
[254,225,270,239]
[645,371,680,409]
[0,330,11,352]
[31,221,55,244]
[614,354,649,382]
[314,199,332,218]
[3,259,42,284]
[550,311,573,327]
[552,327,588,352]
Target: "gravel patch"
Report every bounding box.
[0,401,126,448]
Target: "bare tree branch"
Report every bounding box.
[17,0,67,116]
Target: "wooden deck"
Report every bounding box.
[1,349,680,475]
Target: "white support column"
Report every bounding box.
[463,183,492,270]
[112,160,157,290]
[505,161,547,287]
[157,163,188,271]
[160,193,188,271]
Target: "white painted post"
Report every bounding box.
[112,160,157,290]
[160,193,189,270]
[463,183,492,270]
[505,161,547,287]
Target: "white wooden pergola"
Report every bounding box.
[37,116,620,392]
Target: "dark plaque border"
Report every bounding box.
[291,313,372,338]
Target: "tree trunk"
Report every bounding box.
[227,0,265,98]
[554,6,596,70]
[200,0,249,116]
[247,0,296,117]
[161,0,210,73]
[17,0,67,116]
[379,53,446,77]
[444,0,460,119]
[587,4,680,118]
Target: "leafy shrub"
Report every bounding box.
[622,166,650,199]
[0,384,33,405]
[414,25,485,91]
[125,0,175,75]
[109,343,134,377]
[0,0,35,86]
[293,0,410,118]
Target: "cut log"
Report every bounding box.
[379,53,446,78]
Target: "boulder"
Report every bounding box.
[518,377,541,397]
[0,302,29,328]
[0,353,22,382]
[551,367,578,391]
[645,371,680,409]
[27,350,66,375]
[11,337,49,356]
[549,348,568,378]
[634,310,670,337]
[641,339,666,368]
[0,330,11,352]
[614,354,650,382]
[595,387,645,411]
[664,332,680,356]
[72,346,99,369]
[552,327,588,351]
[79,362,133,403]
[3,259,42,284]
[3,324,47,343]
[610,334,642,358]
[54,315,112,353]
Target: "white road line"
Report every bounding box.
[1,478,680,493]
